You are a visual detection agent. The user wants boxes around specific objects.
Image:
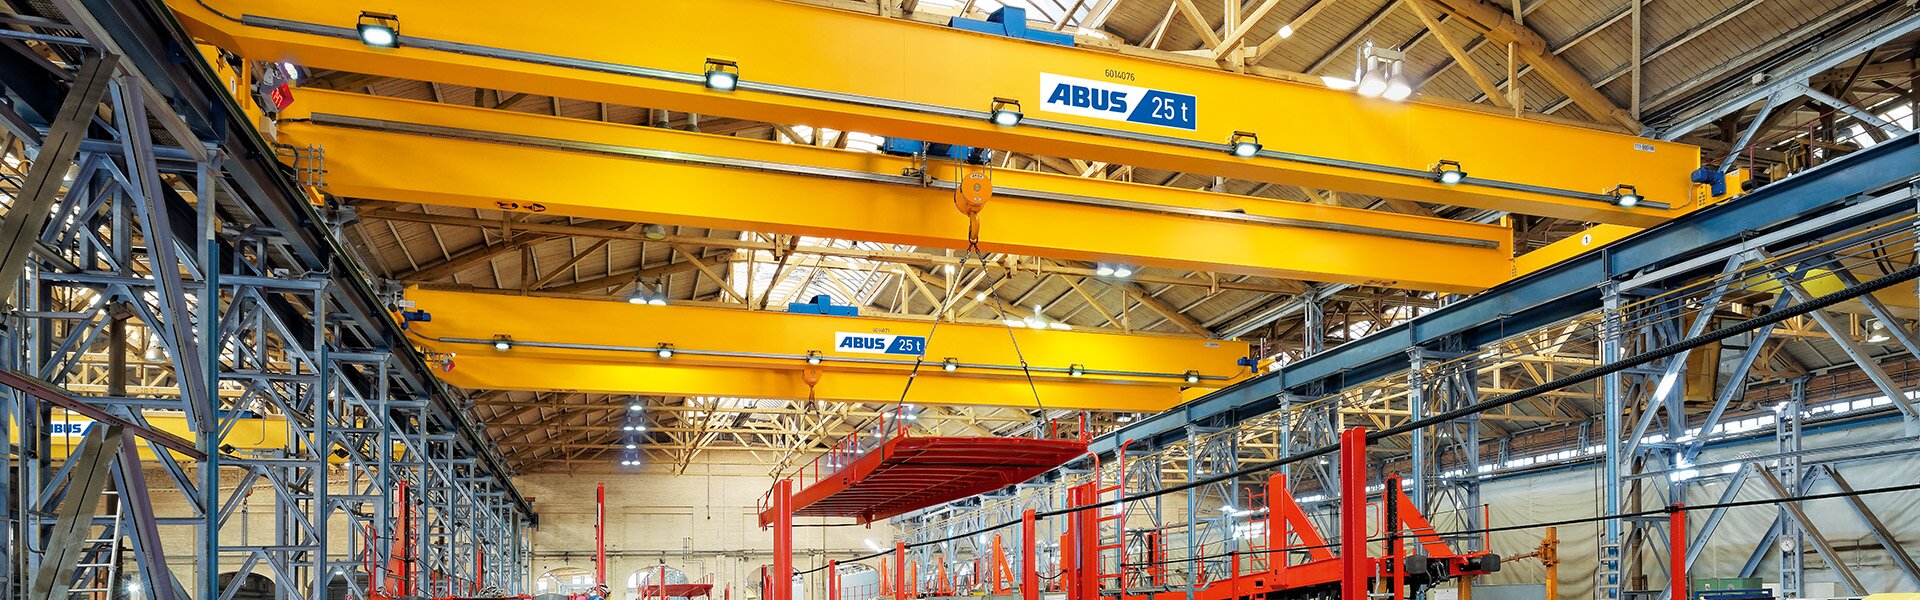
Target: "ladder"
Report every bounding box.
[67,488,125,599]
[1094,466,1127,596]
[1596,541,1623,600]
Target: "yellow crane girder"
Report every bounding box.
[282,90,1511,293]
[173,0,1702,225]
[16,412,301,461]
[402,287,1249,411]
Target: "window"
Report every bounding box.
[536,567,598,595]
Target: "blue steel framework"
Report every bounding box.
[0,0,533,598]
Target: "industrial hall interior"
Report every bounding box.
[6,0,1920,599]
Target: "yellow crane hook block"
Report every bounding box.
[954,166,992,246]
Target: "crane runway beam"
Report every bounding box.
[282,90,1512,293]
[403,287,1249,411]
[173,0,1700,225]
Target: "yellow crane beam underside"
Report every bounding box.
[15,412,299,461]
[174,0,1701,226]
[403,287,1248,411]
[283,90,1511,292]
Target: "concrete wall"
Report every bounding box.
[518,462,893,598]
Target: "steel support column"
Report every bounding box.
[0,52,113,308]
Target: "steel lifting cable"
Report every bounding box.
[987,279,1049,418]
[896,249,1000,408]
[793,260,1920,575]
[955,160,1047,418]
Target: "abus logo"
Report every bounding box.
[1038,73,1199,131]
[50,422,91,435]
[1046,83,1129,113]
[832,332,928,356]
[839,336,888,350]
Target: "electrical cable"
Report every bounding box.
[792,260,1920,576]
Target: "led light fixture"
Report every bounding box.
[1228,131,1262,158]
[356,12,400,48]
[1431,160,1466,185]
[1608,184,1642,207]
[704,58,740,91]
[989,97,1023,127]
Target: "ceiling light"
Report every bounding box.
[1111,265,1133,278]
[1431,160,1466,185]
[628,404,642,412]
[492,335,512,351]
[1003,319,1027,328]
[356,12,400,48]
[1383,70,1413,101]
[1608,184,1642,208]
[989,97,1023,127]
[806,350,823,365]
[626,443,638,450]
[628,288,648,304]
[1278,25,1294,38]
[704,58,739,92]
[642,223,669,241]
[1354,42,1410,100]
[1117,415,1133,423]
[1866,318,1891,343]
[1069,364,1085,377]
[1184,371,1200,384]
[1096,264,1115,277]
[1228,131,1262,158]
[974,291,988,301]
[633,424,647,432]
[623,425,637,432]
[943,358,958,372]
[1357,67,1388,98]
[656,343,675,359]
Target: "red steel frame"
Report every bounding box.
[758,407,1087,524]
[637,564,717,600]
[1670,505,1688,600]
[1021,509,1038,600]
[1339,428,1369,600]
[842,426,1503,600]
[810,425,1512,600]
[598,483,608,591]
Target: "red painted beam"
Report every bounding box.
[1671,504,1688,600]
[1340,428,1369,600]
